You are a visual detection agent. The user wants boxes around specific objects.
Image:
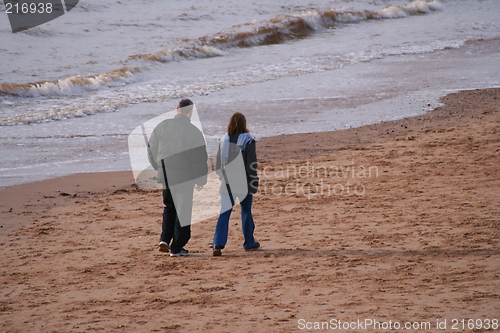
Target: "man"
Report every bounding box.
[147,99,208,257]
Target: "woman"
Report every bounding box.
[212,112,260,256]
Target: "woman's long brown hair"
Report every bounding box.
[227,112,249,137]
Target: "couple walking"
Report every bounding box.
[147,99,260,257]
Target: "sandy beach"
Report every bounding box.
[1,88,499,332]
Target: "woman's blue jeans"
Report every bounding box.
[213,194,256,250]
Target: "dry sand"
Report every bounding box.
[1,88,499,332]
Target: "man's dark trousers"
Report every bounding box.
[160,186,192,253]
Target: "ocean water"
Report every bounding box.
[0,0,499,188]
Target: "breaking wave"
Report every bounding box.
[129,45,224,62]
[134,0,442,57]
[0,67,139,97]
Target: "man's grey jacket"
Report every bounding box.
[147,113,208,188]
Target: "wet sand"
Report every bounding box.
[1,88,499,332]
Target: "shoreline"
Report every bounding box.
[258,87,500,162]
[2,36,499,191]
[1,88,499,235]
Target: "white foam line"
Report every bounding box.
[0,155,118,172]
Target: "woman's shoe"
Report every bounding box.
[213,244,222,256]
[244,242,260,251]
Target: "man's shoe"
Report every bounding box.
[213,244,222,257]
[170,248,189,257]
[244,242,260,251]
[158,241,169,253]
